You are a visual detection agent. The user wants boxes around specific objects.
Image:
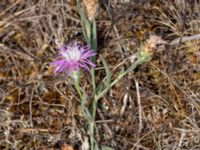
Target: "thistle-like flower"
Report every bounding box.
[51,42,96,75]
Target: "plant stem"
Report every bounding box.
[95,56,148,101]
[76,1,98,148]
[90,20,98,150]
[91,68,96,94]
[74,78,83,99]
[75,80,98,150]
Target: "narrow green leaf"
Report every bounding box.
[76,0,91,44]
[102,146,114,150]
[101,56,111,89]
[91,20,97,51]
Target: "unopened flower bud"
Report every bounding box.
[82,0,99,21]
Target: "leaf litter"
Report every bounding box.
[0,0,200,149]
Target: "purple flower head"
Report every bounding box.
[51,42,96,75]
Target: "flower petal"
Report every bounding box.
[51,42,96,75]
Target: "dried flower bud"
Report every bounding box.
[68,0,77,6]
[82,0,99,21]
[138,34,167,60]
[143,34,167,55]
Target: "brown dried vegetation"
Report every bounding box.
[0,0,200,149]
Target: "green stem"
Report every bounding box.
[75,81,98,150]
[76,1,98,148]
[95,56,149,101]
[74,78,83,99]
[90,19,98,150]
[91,68,96,94]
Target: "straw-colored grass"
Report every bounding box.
[0,0,199,149]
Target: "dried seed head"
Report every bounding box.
[143,34,167,55]
[138,34,167,60]
[82,0,99,21]
[68,0,77,6]
[147,34,167,48]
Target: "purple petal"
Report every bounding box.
[81,51,96,59]
[51,42,96,75]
